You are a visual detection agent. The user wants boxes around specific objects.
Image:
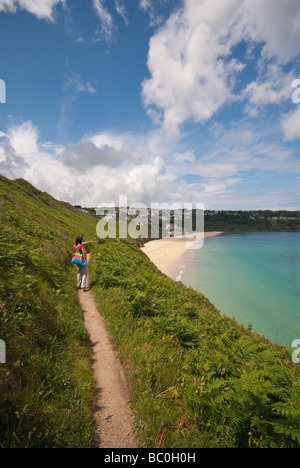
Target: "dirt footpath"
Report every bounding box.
[78,254,138,448]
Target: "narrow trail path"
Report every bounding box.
[78,254,138,448]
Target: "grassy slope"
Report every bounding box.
[90,238,300,448]
[0,175,98,447]
[1,174,300,448]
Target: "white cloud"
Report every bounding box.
[139,0,164,27]
[281,106,300,141]
[0,121,173,206]
[92,0,115,41]
[139,0,151,10]
[115,0,128,26]
[142,0,300,136]
[8,121,39,155]
[1,119,299,210]
[142,0,235,137]
[243,64,295,116]
[55,131,146,171]
[63,72,97,95]
[240,0,300,64]
[193,122,300,180]
[0,0,65,21]
[173,150,195,163]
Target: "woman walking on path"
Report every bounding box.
[73,235,96,292]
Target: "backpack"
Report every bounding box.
[71,244,87,266]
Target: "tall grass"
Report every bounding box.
[0,175,98,447]
[90,238,300,448]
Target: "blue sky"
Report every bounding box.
[0,0,300,210]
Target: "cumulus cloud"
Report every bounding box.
[56,141,125,170]
[0,121,174,206]
[0,0,65,21]
[281,106,300,141]
[240,0,300,64]
[1,119,298,210]
[142,0,300,136]
[8,121,40,155]
[55,131,146,172]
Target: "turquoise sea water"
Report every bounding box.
[179,232,300,348]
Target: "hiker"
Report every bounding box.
[73,235,96,292]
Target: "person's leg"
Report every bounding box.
[76,265,83,289]
[81,264,88,290]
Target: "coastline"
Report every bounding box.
[141,231,224,279]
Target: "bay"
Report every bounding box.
[180,232,300,348]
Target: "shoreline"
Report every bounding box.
[141,231,224,279]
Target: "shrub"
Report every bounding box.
[90,238,300,448]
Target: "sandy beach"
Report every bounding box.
[141,232,224,277]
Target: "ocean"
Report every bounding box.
[177,232,300,348]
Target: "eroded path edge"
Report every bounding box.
[78,254,138,448]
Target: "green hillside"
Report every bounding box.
[1,174,300,448]
[89,239,300,448]
[0,175,98,447]
[204,210,300,232]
